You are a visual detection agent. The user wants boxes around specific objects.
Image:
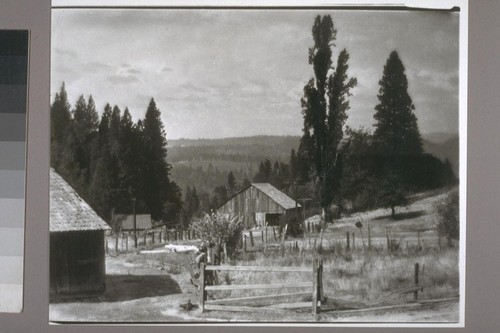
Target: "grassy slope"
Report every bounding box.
[49,189,460,323]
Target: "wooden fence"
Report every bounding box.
[106,227,201,253]
[199,259,324,318]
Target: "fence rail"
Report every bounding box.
[199,259,324,318]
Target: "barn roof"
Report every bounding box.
[114,214,152,230]
[251,183,300,210]
[50,169,110,232]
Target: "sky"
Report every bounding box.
[51,9,460,140]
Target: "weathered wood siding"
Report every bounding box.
[218,186,288,227]
[50,230,106,296]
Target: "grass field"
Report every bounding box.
[49,188,460,323]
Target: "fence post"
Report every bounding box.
[368,225,371,250]
[414,263,420,300]
[319,258,324,302]
[115,234,119,253]
[264,227,267,251]
[249,230,254,247]
[199,262,206,312]
[319,229,323,252]
[106,238,109,254]
[144,232,147,246]
[223,242,228,263]
[386,228,390,251]
[346,231,350,250]
[312,259,319,317]
[152,231,155,244]
[273,227,277,241]
[125,234,128,252]
[261,229,264,243]
[352,232,355,250]
[243,235,247,254]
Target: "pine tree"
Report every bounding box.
[227,171,237,196]
[373,51,422,156]
[50,82,72,170]
[373,51,423,218]
[141,98,180,221]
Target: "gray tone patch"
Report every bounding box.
[0,170,25,198]
[0,113,26,142]
[0,227,24,256]
[0,142,26,170]
[0,198,24,228]
[0,84,27,114]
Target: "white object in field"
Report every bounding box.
[141,244,200,254]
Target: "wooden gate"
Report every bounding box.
[199,259,324,318]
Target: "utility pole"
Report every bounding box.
[133,197,137,248]
[298,198,312,222]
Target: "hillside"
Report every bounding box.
[422,134,459,175]
[168,136,301,195]
[168,133,459,197]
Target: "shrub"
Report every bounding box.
[279,212,304,238]
[191,212,243,255]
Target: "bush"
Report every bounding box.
[191,212,243,255]
[436,190,459,247]
[279,212,304,238]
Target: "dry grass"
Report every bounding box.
[209,189,460,308]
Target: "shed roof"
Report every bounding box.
[50,169,110,232]
[114,214,152,230]
[251,183,300,210]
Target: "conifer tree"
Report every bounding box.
[373,51,423,218]
[373,51,422,156]
[50,82,72,170]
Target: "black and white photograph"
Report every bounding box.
[49,3,466,324]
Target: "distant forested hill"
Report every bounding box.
[168,136,301,195]
[422,134,459,176]
[168,133,459,198]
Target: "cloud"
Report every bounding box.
[161,66,173,73]
[52,9,460,139]
[107,74,140,85]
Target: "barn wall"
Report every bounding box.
[218,186,287,227]
[50,230,106,296]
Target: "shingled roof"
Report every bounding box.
[251,183,300,210]
[50,169,110,232]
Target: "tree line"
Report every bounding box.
[51,14,457,229]
[51,84,182,225]
[246,15,457,220]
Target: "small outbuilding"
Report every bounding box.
[50,169,110,296]
[114,214,152,232]
[217,183,301,228]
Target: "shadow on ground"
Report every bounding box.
[51,274,182,303]
[374,210,426,221]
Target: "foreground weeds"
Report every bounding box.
[219,245,459,307]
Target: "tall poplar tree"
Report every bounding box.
[300,15,357,218]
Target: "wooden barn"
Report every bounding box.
[114,214,152,232]
[217,183,301,228]
[50,169,110,296]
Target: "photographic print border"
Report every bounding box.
[13,0,500,332]
[47,0,467,327]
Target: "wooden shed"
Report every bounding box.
[114,214,152,232]
[50,169,110,296]
[217,183,301,228]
